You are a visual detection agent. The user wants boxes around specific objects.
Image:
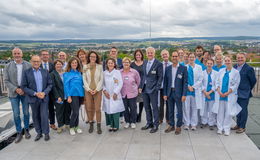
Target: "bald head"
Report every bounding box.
[30,55,41,70]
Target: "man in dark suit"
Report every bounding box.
[103,47,123,70]
[40,50,57,130]
[163,51,188,135]
[139,47,163,133]
[233,53,257,133]
[21,55,53,141]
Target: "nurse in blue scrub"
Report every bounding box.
[213,53,226,72]
[213,56,241,136]
[183,52,203,131]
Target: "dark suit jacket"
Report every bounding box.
[50,70,64,100]
[21,68,53,103]
[234,63,257,99]
[140,59,163,93]
[103,58,123,71]
[163,64,188,98]
[40,62,54,73]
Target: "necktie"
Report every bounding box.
[44,63,48,70]
[146,61,151,74]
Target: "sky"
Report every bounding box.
[0,0,260,40]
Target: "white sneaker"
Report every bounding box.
[75,127,82,134]
[70,128,76,135]
[131,123,136,129]
[224,131,230,136]
[217,130,222,135]
[184,126,189,130]
[191,126,197,131]
[124,123,130,129]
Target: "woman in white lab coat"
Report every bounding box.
[212,56,241,136]
[183,52,203,130]
[201,59,218,130]
[103,58,125,132]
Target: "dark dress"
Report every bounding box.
[130,62,144,103]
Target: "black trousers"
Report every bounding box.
[48,97,55,125]
[30,99,49,135]
[123,97,137,123]
[54,100,71,128]
[237,98,250,129]
[159,89,169,122]
[69,96,80,128]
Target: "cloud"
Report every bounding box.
[0,0,260,40]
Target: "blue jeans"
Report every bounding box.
[9,95,30,133]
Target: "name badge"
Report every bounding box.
[177,74,182,79]
[151,70,156,74]
[124,76,129,80]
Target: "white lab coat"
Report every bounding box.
[102,69,125,114]
[185,64,203,114]
[212,68,242,116]
[201,69,218,112]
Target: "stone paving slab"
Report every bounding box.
[0,99,260,160]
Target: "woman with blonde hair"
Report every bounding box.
[121,57,140,129]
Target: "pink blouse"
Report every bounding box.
[120,68,141,99]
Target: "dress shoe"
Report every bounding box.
[44,134,50,141]
[175,127,181,135]
[24,129,31,139]
[236,128,246,134]
[150,126,158,133]
[209,126,214,130]
[113,128,118,132]
[164,126,175,133]
[141,124,153,130]
[14,133,23,143]
[231,125,239,130]
[50,124,57,130]
[34,134,42,141]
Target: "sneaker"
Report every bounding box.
[217,130,222,135]
[224,131,230,136]
[131,123,136,129]
[70,128,76,135]
[191,126,197,131]
[184,126,189,130]
[75,127,82,134]
[124,123,130,129]
[57,127,63,134]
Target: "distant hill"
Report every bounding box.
[1,36,260,44]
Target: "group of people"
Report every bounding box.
[3,45,256,143]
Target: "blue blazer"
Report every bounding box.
[234,63,257,99]
[163,64,188,98]
[140,59,163,94]
[21,68,53,103]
